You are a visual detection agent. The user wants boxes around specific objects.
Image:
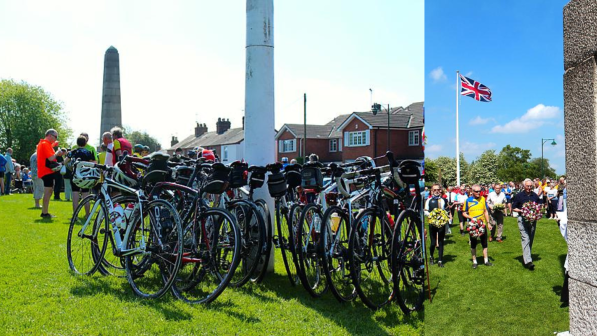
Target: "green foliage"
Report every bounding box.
[0,79,71,162]
[431,154,469,187]
[424,158,438,183]
[496,145,531,182]
[467,150,499,185]
[124,128,162,152]
[527,157,557,180]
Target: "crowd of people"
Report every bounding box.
[424,177,568,271]
[0,127,163,219]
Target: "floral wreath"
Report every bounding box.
[521,201,542,223]
[467,218,486,238]
[428,208,449,228]
[493,203,506,212]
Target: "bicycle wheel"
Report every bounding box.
[297,203,328,298]
[125,199,183,299]
[67,195,109,276]
[392,209,425,314]
[321,205,356,302]
[227,201,264,287]
[277,201,300,286]
[251,198,272,283]
[96,195,137,277]
[171,208,241,304]
[348,208,394,310]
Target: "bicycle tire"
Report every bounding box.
[125,199,183,299]
[251,198,272,283]
[171,208,241,304]
[296,203,328,298]
[321,205,356,302]
[227,200,265,288]
[348,208,394,310]
[67,194,109,276]
[392,209,425,314]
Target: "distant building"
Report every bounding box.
[167,101,423,164]
[275,102,424,163]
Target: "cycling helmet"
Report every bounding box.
[134,144,143,153]
[72,162,100,189]
[112,166,139,188]
[281,157,289,163]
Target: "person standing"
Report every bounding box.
[53,148,66,200]
[0,151,6,196]
[111,127,132,163]
[63,149,73,202]
[487,184,506,242]
[102,132,115,167]
[446,186,457,226]
[512,178,541,270]
[30,152,43,208]
[37,129,65,218]
[463,185,493,269]
[65,136,96,213]
[4,148,15,195]
[504,182,513,216]
[456,187,469,236]
[546,180,558,219]
[71,132,99,162]
[424,184,448,267]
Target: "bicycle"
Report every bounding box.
[66,160,184,299]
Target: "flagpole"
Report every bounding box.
[456,70,460,186]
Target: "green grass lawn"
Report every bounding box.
[424,214,570,335]
[0,194,422,335]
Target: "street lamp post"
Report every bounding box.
[541,138,557,178]
[372,103,391,151]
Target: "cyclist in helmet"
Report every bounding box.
[281,157,289,168]
[141,145,150,157]
[133,144,144,158]
[308,153,319,163]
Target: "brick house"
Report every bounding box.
[167,118,245,164]
[275,102,424,163]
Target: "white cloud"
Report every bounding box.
[460,141,496,155]
[465,71,473,77]
[491,104,562,134]
[469,116,491,125]
[429,66,447,83]
[426,144,442,152]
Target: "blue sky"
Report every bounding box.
[0,0,423,148]
[425,1,568,175]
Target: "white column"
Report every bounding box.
[245,0,275,270]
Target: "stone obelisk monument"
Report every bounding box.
[100,46,122,142]
[244,0,275,270]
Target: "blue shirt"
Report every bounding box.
[0,154,6,172]
[4,152,14,173]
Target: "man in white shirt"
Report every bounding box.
[487,184,507,242]
[102,132,114,167]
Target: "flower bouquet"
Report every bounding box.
[493,203,506,213]
[428,208,449,228]
[467,218,486,238]
[521,201,542,223]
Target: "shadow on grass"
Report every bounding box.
[441,254,457,264]
[514,254,542,266]
[252,272,423,334]
[559,254,567,271]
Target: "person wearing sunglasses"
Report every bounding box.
[424,184,448,267]
[463,185,493,269]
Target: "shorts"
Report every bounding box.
[506,198,511,204]
[71,183,89,193]
[41,173,58,188]
[470,233,488,249]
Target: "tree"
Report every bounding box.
[125,129,162,153]
[424,158,438,184]
[0,79,71,163]
[496,145,532,183]
[526,157,556,180]
[468,150,499,185]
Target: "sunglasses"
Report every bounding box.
[472,190,481,193]
[432,189,440,191]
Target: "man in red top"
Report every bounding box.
[37,129,65,218]
[111,127,132,164]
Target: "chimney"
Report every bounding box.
[195,122,208,137]
[216,118,232,135]
[171,136,179,147]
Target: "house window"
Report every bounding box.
[223,146,228,161]
[347,131,369,147]
[279,139,296,153]
[329,139,338,152]
[409,130,420,146]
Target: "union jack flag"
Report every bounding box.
[460,74,492,102]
